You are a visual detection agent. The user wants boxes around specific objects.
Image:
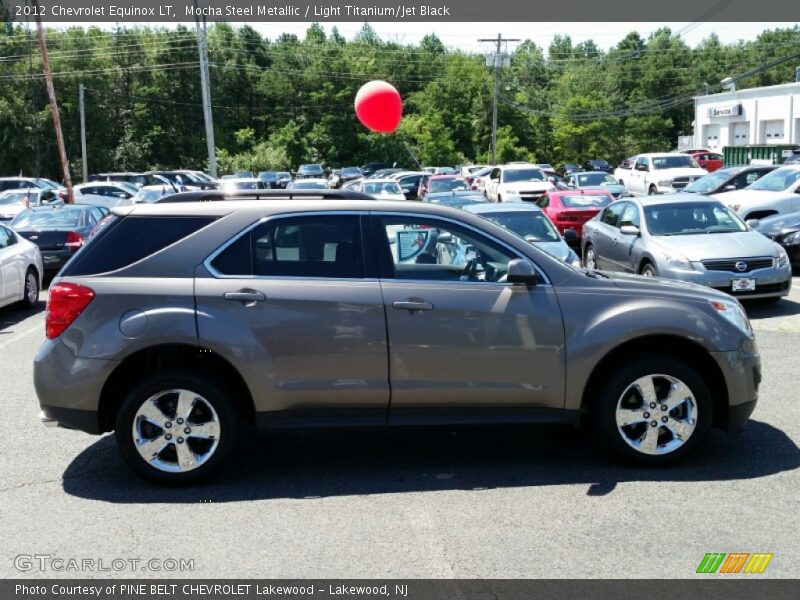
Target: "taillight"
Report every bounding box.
[46,283,95,339]
[65,231,83,250]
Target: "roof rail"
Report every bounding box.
[155,189,376,203]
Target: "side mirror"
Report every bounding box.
[745,218,760,230]
[506,259,539,286]
[562,228,579,246]
[723,184,736,192]
[437,232,453,243]
[620,225,640,236]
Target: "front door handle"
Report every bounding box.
[224,290,266,305]
[392,300,433,312]
[611,237,619,245]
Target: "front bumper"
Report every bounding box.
[659,263,792,299]
[710,336,761,431]
[34,337,117,434]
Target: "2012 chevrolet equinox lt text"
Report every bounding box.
[34,194,760,483]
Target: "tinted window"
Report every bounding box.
[212,215,364,279]
[61,216,215,276]
[619,204,640,228]
[480,211,560,242]
[601,204,625,227]
[560,194,612,208]
[0,225,14,248]
[12,208,83,229]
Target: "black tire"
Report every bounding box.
[583,244,596,269]
[593,356,712,466]
[115,370,240,485]
[640,262,657,277]
[648,185,658,196]
[497,194,503,203]
[18,267,39,309]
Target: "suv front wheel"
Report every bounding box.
[115,371,240,484]
[593,356,712,465]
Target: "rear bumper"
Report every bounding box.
[40,249,73,273]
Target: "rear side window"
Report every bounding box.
[61,216,215,276]
[211,215,365,279]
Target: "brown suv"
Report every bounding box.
[34,191,760,483]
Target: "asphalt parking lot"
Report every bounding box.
[1,279,799,579]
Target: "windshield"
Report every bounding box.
[575,173,616,186]
[293,181,328,189]
[258,172,278,180]
[429,178,468,193]
[644,202,747,236]
[298,165,323,174]
[684,170,735,193]
[363,182,402,195]
[483,211,560,242]
[504,168,545,183]
[651,155,700,169]
[0,191,36,205]
[559,194,612,208]
[747,167,800,191]
[341,167,362,177]
[277,172,291,179]
[12,209,82,229]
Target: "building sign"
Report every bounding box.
[708,103,743,118]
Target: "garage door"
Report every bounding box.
[762,120,785,143]
[732,122,750,146]
[703,124,721,149]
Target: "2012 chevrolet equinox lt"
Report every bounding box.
[34,194,760,483]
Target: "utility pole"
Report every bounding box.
[478,33,519,164]
[33,0,74,202]
[78,83,87,183]
[194,0,217,178]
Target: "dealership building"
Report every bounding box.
[692,79,800,152]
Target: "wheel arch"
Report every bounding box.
[579,335,728,430]
[98,343,255,432]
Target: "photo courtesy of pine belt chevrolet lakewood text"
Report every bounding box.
[34,192,761,484]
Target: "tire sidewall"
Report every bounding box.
[22,267,39,308]
[115,370,240,484]
[641,263,657,277]
[593,356,712,465]
[583,245,596,269]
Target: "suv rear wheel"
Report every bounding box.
[115,370,240,484]
[593,356,712,465]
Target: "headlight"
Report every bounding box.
[775,243,790,267]
[783,231,800,245]
[710,299,753,338]
[664,252,694,271]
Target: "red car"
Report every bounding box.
[687,151,724,172]
[536,189,614,238]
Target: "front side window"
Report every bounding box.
[0,225,14,248]
[377,216,518,283]
[601,203,625,227]
[651,155,699,169]
[747,167,800,192]
[212,215,365,279]
[619,204,640,228]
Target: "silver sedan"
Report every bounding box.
[581,194,793,301]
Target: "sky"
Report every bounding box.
[61,21,799,52]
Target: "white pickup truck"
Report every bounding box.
[614,153,708,196]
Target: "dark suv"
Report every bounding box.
[35,191,761,483]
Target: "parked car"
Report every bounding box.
[459,165,490,178]
[73,182,137,208]
[361,162,389,178]
[392,172,426,200]
[566,171,627,199]
[536,189,615,239]
[0,222,42,310]
[257,171,280,189]
[558,163,584,177]
[296,164,326,180]
[220,178,267,194]
[783,150,800,165]
[89,172,171,189]
[581,195,792,301]
[420,175,469,201]
[753,211,800,270]
[288,179,329,191]
[10,204,109,275]
[0,188,64,221]
[542,169,570,191]
[368,168,405,180]
[275,172,293,189]
[686,151,724,173]
[711,165,800,220]
[341,178,364,192]
[148,171,211,191]
[464,203,581,267]
[466,166,493,191]
[422,191,487,209]
[35,195,763,483]
[132,185,176,204]
[484,165,554,203]
[331,166,364,189]
[359,179,406,200]
[0,177,66,200]
[682,165,778,196]
[581,159,613,174]
[616,153,708,196]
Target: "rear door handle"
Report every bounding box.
[392,300,433,312]
[611,238,619,245]
[224,290,266,304]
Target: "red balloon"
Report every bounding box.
[354,80,403,133]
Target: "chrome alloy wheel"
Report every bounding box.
[615,374,697,456]
[584,247,596,270]
[25,271,38,304]
[132,389,221,473]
